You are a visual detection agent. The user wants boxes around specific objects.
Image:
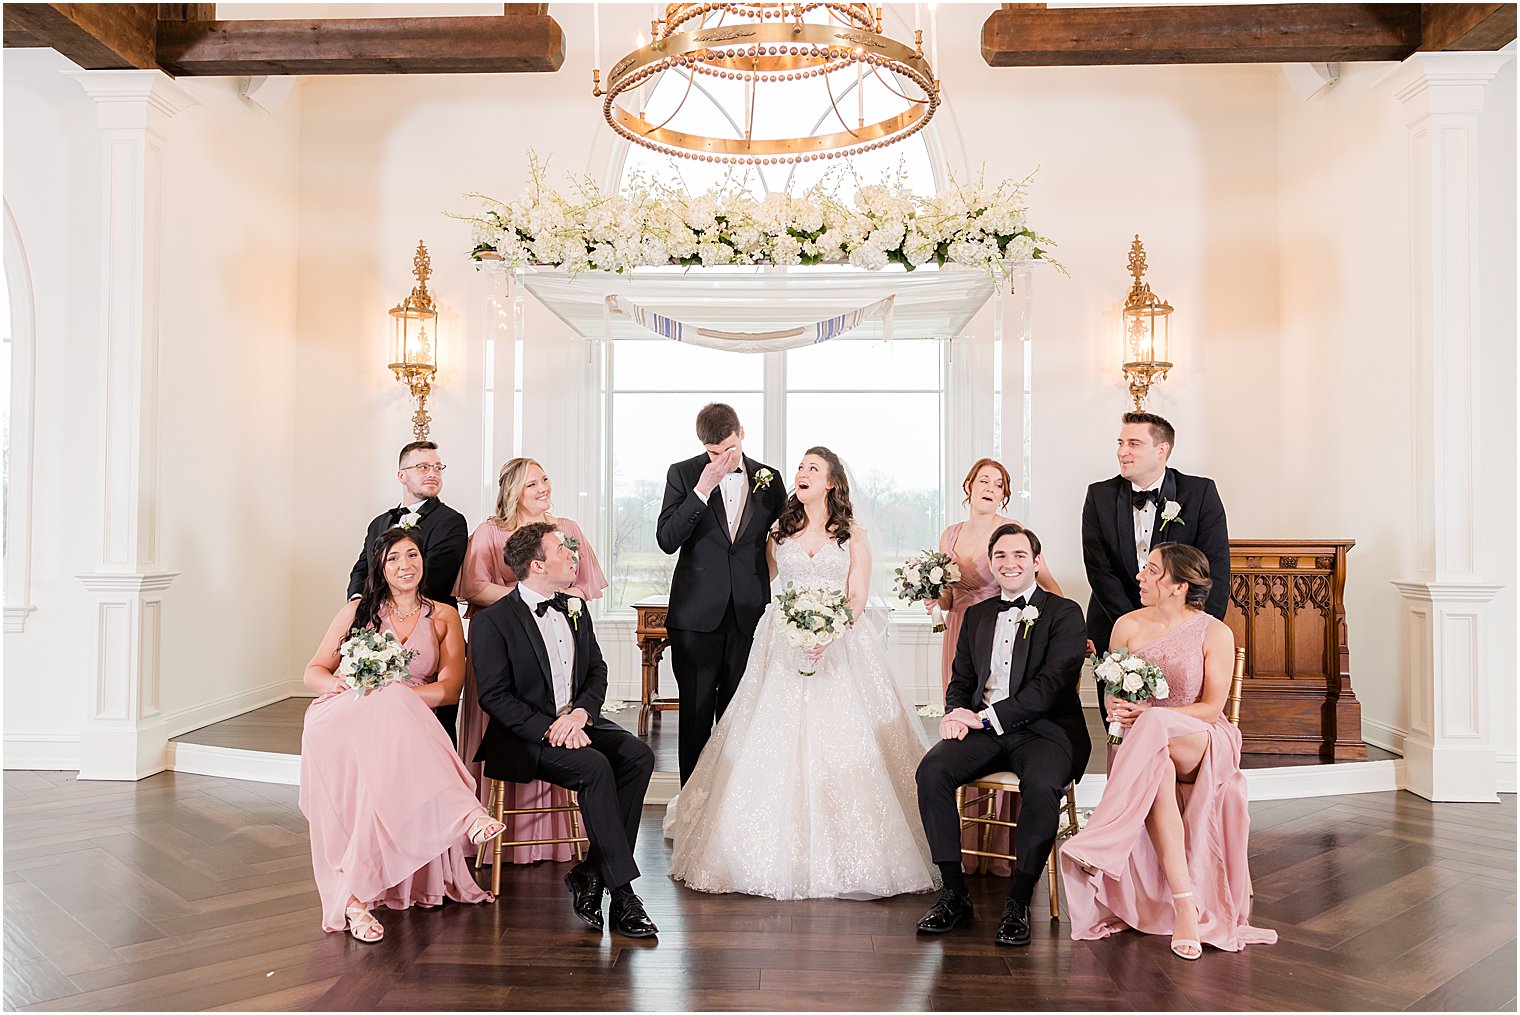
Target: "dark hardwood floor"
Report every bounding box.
[3,770,1513,1011]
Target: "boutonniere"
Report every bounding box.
[1019,604,1040,639]
[1158,500,1184,533]
[561,533,582,564]
[752,467,774,493]
[565,596,583,631]
[399,511,421,529]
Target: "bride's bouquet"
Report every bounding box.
[336,627,417,698]
[892,549,961,632]
[776,583,854,677]
[1092,648,1170,744]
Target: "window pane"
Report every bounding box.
[786,339,940,391]
[607,391,764,609]
[784,392,941,607]
[613,339,763,392]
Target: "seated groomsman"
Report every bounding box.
[470,523,658,938]
[915,523,1091,946]
[347,439,469,740]
[1081,412,1230,713]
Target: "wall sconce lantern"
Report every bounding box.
[1121,235,1173,411]
[388,240,439,440]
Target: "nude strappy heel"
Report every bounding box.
[345,901,384,944]
[1170,891,1202,960]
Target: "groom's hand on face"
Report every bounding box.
[696,447,740,496]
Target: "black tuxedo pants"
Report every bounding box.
[916,729,1071,881]
[533,725,655,889]
[432,704,458,746]
[668,601,753,784]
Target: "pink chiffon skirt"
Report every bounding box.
[300,682,492,933]
[1059,707,1276,952]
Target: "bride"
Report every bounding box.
[668,446,938,900]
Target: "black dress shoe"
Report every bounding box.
[916,888,974,934]
[563,865,605,931]
[609,890,658,939]
[994,897,1032,946]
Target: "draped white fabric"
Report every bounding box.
[607,293,894,353]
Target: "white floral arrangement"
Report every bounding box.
[775,582,854,677]
[336,627,417,698]
[892,549,962,632]
[463,155,1056,277]
[1092,648,1171,744]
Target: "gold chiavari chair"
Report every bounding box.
[474,777,589,896]
[957,775,1081,920]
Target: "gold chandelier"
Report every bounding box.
[593,3,939,167]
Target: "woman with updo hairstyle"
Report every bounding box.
[1060,542,1276,959]
[453,457,608,862]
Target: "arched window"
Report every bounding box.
[603,74,948,611]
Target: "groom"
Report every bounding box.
[470,522,658,938]
[656,403,786,784]
[915,523,1091,946]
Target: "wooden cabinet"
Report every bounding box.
[1223,539,1366,759]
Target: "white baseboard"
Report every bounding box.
[1498,755,1516,794]
[165,741,301,785]
[1069,757,1404,808]
[3,732,80,770]
[160,679,308,740]
[1362,717,1408,757]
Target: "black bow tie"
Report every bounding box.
[997,596,1028,612]
[1131,488,1161,510]
[534,594,570,618]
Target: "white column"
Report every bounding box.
[1384,52,1511,802]
[69,71,196,780]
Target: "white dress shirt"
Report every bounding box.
[978,580,1038,735]
[696,466,748,538]
[1131,475,1164,573]
[518,584,576,717]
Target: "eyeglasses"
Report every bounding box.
[402,463,447,475]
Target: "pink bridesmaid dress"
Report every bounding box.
[937,521,1016,875]
[1059,611,1277,952]
[299,603,491,934]
[453,516,608,863]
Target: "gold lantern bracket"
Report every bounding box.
[389,241,440,441]
[1120,235,1173,412]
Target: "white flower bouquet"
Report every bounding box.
[892,549,961,632]
[1092,648,1171,744]
[336,627,417,698]
[775,582,854,677]
[462,155,1058,279]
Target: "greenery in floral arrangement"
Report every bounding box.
[460,153,1058,277]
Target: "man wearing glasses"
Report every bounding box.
[346,440,470,739]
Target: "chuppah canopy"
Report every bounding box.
[517,265,1002,351]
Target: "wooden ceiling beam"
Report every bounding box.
[1419,3,1517,51]
[2,3,157,69]
[155,13,565,75]
[981,3,1425,66]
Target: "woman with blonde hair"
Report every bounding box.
[454,457,608,863]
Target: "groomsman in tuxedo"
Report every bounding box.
[470,523,658,938]
[346,439,469,739]
[915,523,1091,946]
[656,403,786,784]
[1081,411,1230,698]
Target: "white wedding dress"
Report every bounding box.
[668,536,938,900]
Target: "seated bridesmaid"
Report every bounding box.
[934,457,1063,874]
[454,457,609,861]
[1059,544,1277,959]
[299,527,503,943]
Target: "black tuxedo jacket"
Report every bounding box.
[655,452,786,633]
[469,587,622,782]
[1080,468,1230,654]
[346,496,468,605]
[946,588,1092,784]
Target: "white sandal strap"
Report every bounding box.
[1172,891,1194,899]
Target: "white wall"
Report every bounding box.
[1275,57,1517,782]
[2,51,304,767]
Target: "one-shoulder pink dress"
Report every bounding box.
[299,605,492,933]
[1059,611,1276,951]
[453,517,607,862]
